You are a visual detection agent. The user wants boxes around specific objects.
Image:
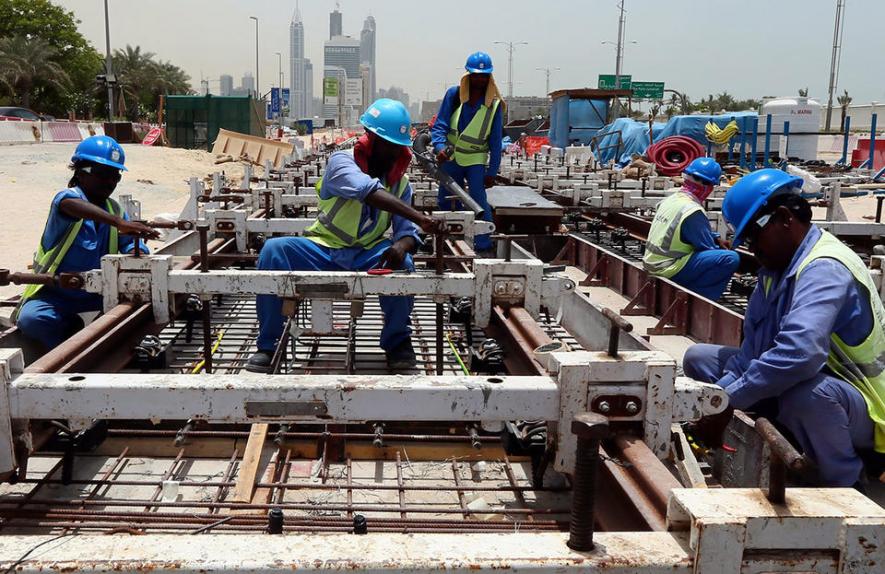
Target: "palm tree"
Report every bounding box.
[837,90,852,133]
[0,35,70,109]
[798,87,809,97]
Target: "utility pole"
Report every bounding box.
[612,0,627,118]
[536,67,560,97]
[493,40,528,99]
[250,16,259,99]
[103,0,115,120]
[824,0,846,132]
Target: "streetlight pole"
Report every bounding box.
[824,0,846,132]
[536,67,560,97]
[275,51,282,123]
[493,40,528,100]
[613,0,627,118]
[250,16,259,99]
[103,0,115,120]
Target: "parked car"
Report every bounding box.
[0,106,54,121]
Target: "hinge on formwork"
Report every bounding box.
[647,292,689,336]
[621,279,656,317]
[579,255,608,287]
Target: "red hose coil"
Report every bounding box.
[646,136,706,176]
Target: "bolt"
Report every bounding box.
[625,401,640,415]
[267,508,284,534]
[567,412,609,552]
[597,401,611,414]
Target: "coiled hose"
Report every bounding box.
[646,136,706,176]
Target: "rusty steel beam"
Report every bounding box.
[571,234,744,347]
[488,305,553,376]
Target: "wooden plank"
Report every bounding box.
[230,423,270,503]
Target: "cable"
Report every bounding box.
[2,534,75,574]
[704,120,740,145]
[646,136,706,176]
[191,329,226,374]
[445,332,470,375]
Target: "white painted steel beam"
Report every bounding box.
[7,374,559,423]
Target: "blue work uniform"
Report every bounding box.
[670,211,740,300]
[16,187,147,349]
[255,152,421,352]
[431,86,503,251]
[683,225,876,486]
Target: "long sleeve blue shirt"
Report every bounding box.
[317,152,421,269]
[679,211,720,251]
[717,225,874,409]
[430,85,503,177]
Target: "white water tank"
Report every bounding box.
[759,97,822,160]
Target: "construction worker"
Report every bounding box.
[431,51,504,255]
[247,99,443,373]
[642,157,738,300]
[684,168,884,487]
[14,135,158,349]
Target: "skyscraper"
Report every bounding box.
[329,5,342,40]
[220,74,233,96]
[241,72,255,95]
[289,5,308,118]
[360,16,376,101]
[304,60,313,116]
[324,35,360,78]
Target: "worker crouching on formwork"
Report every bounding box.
[685,169,885,488]
[642,157,739,300]
[247,99,444,374]
[14,136,159,350]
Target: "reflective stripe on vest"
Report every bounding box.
[446,99,500,166]
[304,176,410,250]
[796,230,885,452]
[13,197,121,321]
[642,192,703,278]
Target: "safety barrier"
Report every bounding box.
[0,119,42,144]
[0,119,108,145]
[44,121,82,142]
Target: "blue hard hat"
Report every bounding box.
[71,135,127,171]
[465,52,493,74]
[360,98,412,147]
[683,157,722,185]
[722,168,803,248]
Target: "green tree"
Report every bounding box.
[798,87,809,97]
[837,89,852,132]
[0,35,70,108]
[113,45,192,121]
[0,0,103,116]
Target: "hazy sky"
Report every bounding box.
[56,0,885,106]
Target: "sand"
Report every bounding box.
[0,142,247,298]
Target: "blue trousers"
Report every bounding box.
[684,344,875,486]
[256,237,414,352]
[437,162,493,251]
[671,249,740,301]
[16,289,103,349]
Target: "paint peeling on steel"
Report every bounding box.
[0,532,696,573]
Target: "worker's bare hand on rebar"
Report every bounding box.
[418,215,446,235]
[118,220,161,240]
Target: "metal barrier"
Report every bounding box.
[0,120,41,144]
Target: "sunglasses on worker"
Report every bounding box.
[80,164,122,181]
[743,213,774,247]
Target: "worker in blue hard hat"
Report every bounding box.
[14,135,159,350]
[247,99,444,374]
[642,157,739,300]
[430,51,504,255]
[684,168,885,488]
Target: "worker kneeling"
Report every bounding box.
[247,99,442,373]
[684,169,885,487]
[14,136,158,350]
[642,157,738,300]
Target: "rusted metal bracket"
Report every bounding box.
[755,417,809,504]
[621,279,655,317]
[647,292,688,336]
[579,255,608,287]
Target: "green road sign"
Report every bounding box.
[631,81,665,100]
[323,77,339,97]
[597,74,632,90]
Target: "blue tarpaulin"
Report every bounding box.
[592,112,758,165]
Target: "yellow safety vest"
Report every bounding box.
[642,192,704,278]
[446,99,500,166]
[305,175,410,250]
[796,230,885,452]
[13,195,121,321]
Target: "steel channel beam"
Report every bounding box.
[571,234,744,347]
